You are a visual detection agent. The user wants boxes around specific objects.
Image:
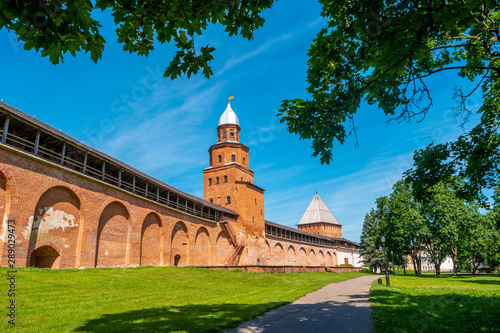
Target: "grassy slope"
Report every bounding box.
[370,274,500,333]
[1,267,367,332]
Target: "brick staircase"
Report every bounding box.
[219,218,245,265]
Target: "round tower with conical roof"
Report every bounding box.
[297,193,342,238]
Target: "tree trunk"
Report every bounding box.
[452,246,458,276]
[435,258,441,275]
[411,255,419,276]
[471,259,479,275]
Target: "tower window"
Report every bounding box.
[231,155,235,162]
[255,198,257,205]
[226,196,231,204]
[230,130,235,138]
[218,155,222,163]
[252,216,254,222]
[222,130,226,139]
[243,157,246,165]
[209,178,212,186]
[224,175,228,183]
[210,199,213,203]
[216,177,219,184]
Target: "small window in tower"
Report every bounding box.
[210,199,213,203]
[224,175,228,183]
[226,196,231,204]
[255,198,257,205]
[216,177,219,184]
[231,155,235,162]
[252,216,254,222]
[243,157,246,165]
[218,155,222,163]
[209,178,212,186]
[261,209,263,215]
[230,130,235,138]
[222,130,226,139]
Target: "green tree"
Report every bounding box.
[0,0,273,79]
[378,180,425,276]
[459,212,499,274]
[278,0,500,198]
[484,183,500,269]
[493,180,500,214]
[419,178,478,275]
[359,208,384,273]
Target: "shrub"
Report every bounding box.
[395,269,415,275]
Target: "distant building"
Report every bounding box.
[408,255,454,272]
[0,100,359,269]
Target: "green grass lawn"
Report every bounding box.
[370,274,500,333]
[1,266,367,332]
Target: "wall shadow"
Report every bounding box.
[71,283,500,333]
[74,302,286,333]
[74,290,381,333]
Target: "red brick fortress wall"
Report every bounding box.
[264,236,338,266]
[0,147,237,268]
[201,266,361,273]
[0,147,344,269]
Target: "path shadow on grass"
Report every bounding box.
[74,302,286,333]
[370,288,500,332]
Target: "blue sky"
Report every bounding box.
[0,1,482,242]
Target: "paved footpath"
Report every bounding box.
[228,275,381,333]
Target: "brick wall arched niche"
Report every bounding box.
[272,243,284,265]
[318,250,325,266]
[27,186,81,269]
[308,249,317,266]
[192,227,211,266]
[286,245,296,265]
[298,247,307,266]
[171,221,189,266]
[95,201,129,267]
[264,240,271,265]
[326,252,333,266]
[215,231,232,265]
[140,212,163,266]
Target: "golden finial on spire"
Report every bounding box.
[228,95,234,104]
